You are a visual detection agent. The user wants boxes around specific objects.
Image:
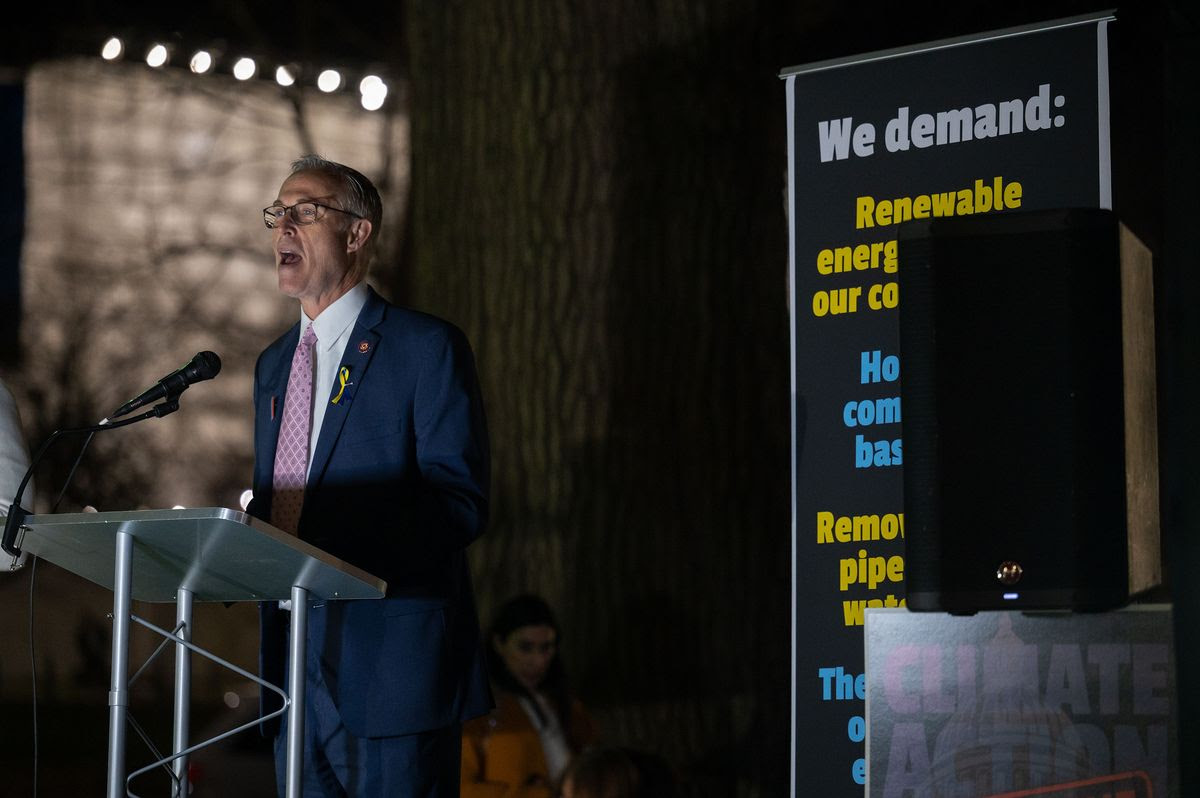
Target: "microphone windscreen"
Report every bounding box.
[193,351,222,381]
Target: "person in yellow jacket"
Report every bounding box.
[462,595,596,797]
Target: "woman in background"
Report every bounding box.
[462,594,596,797]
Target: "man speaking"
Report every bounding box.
[250,156,491,796]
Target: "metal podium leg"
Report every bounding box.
[107,530,133,798]
[172,587,193,795]
[285,586,309,798]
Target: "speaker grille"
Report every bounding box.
[899,209,1130,612]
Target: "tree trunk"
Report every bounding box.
[402,4,796,794]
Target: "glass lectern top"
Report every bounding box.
[18,507,386,603]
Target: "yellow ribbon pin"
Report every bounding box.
[331,366,351,405]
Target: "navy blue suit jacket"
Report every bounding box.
[250,287,491,738]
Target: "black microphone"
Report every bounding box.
[109,351,222,419]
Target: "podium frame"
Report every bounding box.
[12,507,386,798]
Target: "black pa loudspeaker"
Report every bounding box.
[898,208,1160,613]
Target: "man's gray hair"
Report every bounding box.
[290,155,383,236]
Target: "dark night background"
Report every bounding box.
[0,1,1196,796]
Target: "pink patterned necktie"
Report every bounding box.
[272,324,317,535]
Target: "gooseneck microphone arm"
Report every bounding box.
[2,403,178,558]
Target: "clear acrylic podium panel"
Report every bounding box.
[19,507,385,602]
[14,507,384,798]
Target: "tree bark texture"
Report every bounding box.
[402,3,802,795]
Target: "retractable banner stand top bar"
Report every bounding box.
[781,12,1114,796]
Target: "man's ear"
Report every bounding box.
[346,218,373,253]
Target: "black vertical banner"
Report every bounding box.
[783,13,1113,795]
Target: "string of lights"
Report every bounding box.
[98,36,390,111]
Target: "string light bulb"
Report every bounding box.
[189,50,213,74]
[146,44,169,68]
[360,76,387,111]
[101,37,123,61]
[317,69,342,93]
[97,37,391,113]
[232,57,257,81]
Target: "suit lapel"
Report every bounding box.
[307,289,385,489]
[259,324,300,481]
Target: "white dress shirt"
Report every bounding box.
[300,281,369,475]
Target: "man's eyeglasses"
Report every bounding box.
[263,201,365,229]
